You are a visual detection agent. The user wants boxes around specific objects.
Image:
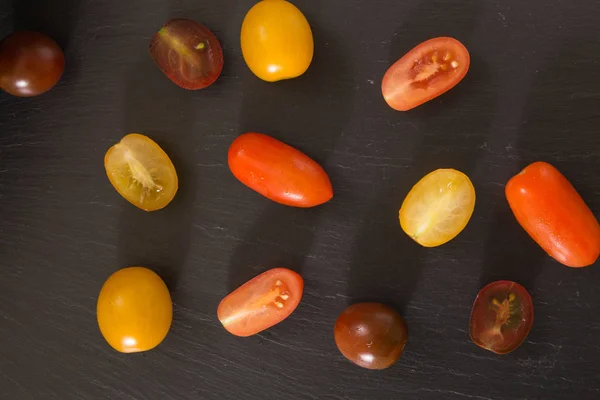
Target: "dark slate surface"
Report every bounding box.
[1,0,600,399]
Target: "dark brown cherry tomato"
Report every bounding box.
[228,133,333,207]
[149,18,223,90]
[334,303,408,370]
[0,31,65,97]
[218,268,304,337]
[506,161,600,268]
[382,37,470,111]
[469,281,534,355]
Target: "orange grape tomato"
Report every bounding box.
[228,133,333,207]
[469,281,533,355]
[217,268,304,337]
[104,133,178,211]
[506,161,600,268]
[382,37,470,111]
[97,267,173,353]
[149,18,223,89]
[399,168,475,247]
[241,0,313,82]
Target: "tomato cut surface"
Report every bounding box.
[104,134,178,211]
[400,168,475,247]
[217,268,304,337]
[469,281,533,355]
[228,133,333,207]
[382,37,470,111]
[506,161,600,268]
[149,18,223,90]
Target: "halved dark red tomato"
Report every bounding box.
[149,18,223,90]
[469,281,533,354]
[382,37,470,111]
[217,268,304,337]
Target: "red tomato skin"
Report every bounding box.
[217,268,304,337]
[228,133,333,207]
[506,162,600,268]
[382,37,470,111]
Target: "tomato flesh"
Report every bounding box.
[0,31,65,97]
[469,281,533,354]
[400,168,476,247]
[334,303,408,370]
[382,37,470,111]
[217,268,304,337]
[506,162,600,267]
[149,18,223,90]
[228,133,333,207]
[104,134,178,211]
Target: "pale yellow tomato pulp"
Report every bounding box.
[104,134,178,211]
[241,0,314,82]
[400,169,475,247]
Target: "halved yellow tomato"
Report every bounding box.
[104,134,178,211]
[400,169,475,247]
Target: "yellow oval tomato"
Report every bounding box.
[97,267,172,353]
[400,169,475,247]
[241,0,314,82]
[104,134,178,211]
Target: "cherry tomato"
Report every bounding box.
[382,37,470,111]
[334,303,408,370]
[241,0,313,82]
[0,31,65,97]
[506,162,600,268]
[97,267,172,353]
[104,133,178,211]
[149,18,223,90]
[218,268,304,337]
[228,133,333,207]
[469,281,533,355]
[400,168,475,247]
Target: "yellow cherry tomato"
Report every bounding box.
[97,267,172,353]
[399,169,476,247]
[241,0,314,82]
[104,133,178,212]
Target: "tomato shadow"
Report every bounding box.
[226,27,355,301]
[480,31,600,305]
[11,0,81,74]
[480,33,600,370]
[116,53,197,300]
[347,0,494,318]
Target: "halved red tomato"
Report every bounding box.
[469,281,534,355]
[217,268,304,337]
[382,37,470,111]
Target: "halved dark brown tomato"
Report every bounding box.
[469,281,534,354]
[217,268,304,337]
[149,18,223,90]
[382,37,470,111]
